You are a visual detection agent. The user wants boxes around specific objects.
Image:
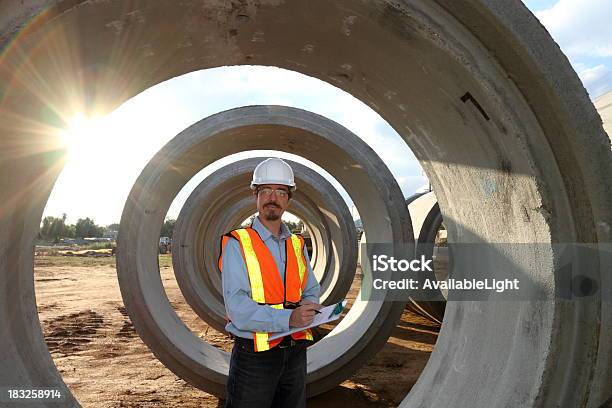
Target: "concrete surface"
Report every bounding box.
[1,1,611,407]
[406,192,446,324]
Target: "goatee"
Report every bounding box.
[263,211,280,221]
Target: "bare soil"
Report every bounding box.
[34,257,438,407]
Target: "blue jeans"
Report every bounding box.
[225,337,308,408]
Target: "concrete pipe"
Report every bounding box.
[174,158,354,302]
[203,196,327,272]
[360,192,447,324]
[173,189,328,333]
[406,191,447,324]
[2,1,611,407]
[200,194,327,287]
[117,105,413,397]
[171,157,357,333]
[198,189,327,272]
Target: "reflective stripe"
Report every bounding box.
[254,303,284,351]
[305,330,314,341]
[290,235,307,296]
[235,229,266,304]
[255,332,269,351]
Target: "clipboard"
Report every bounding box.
[268,300,347,341]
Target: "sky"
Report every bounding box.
[43,0,612,227]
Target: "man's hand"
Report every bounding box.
[299,299,323,310]
[289,301,323,328]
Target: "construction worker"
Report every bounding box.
[220,157,322,408]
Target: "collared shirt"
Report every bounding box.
[221,216,321,339]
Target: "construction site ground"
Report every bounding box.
[34,254,439,407]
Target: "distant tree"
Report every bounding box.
[160,217,176,238]
[65,224,76,238]
[75,217,104,238]
[39,213,73,243]
[104,223,120,238]
[241,215,256,227]
[284,220,304,233]
[40,217,53,240]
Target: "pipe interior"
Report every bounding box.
[2,0,610,406]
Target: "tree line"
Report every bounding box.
[39,214,176,243]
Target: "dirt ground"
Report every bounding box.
[34,256,439,407]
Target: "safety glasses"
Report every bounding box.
[257,187,289,198]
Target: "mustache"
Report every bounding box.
[264,202,280,208]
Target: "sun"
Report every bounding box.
[58,114,107,159]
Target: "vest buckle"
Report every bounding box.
[278,336,296,348]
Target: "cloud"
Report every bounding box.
[577,64,612,97]
[570,63,612,99]
[532,0,612,98]
[396,175,429,197]
[535,0,612,58]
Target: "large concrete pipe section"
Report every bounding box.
[2,1,611,407]
[360,191,447,324]
[171,157,357,333]
[116,105,413,397]
[175,157,356,303]
[174,189,329,333]
[406,191,447,324]
[357,192,426,265]
[203,197,327,271]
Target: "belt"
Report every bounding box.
[233,335,304,352]
[278,336,298,348]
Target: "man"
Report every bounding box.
[220,157,322,408]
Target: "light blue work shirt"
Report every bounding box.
[221,216,321,339]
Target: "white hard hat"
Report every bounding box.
[251,158,296,191]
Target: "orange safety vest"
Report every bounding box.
[219,227,314,351]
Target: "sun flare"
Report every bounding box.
[58,114,106,158]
